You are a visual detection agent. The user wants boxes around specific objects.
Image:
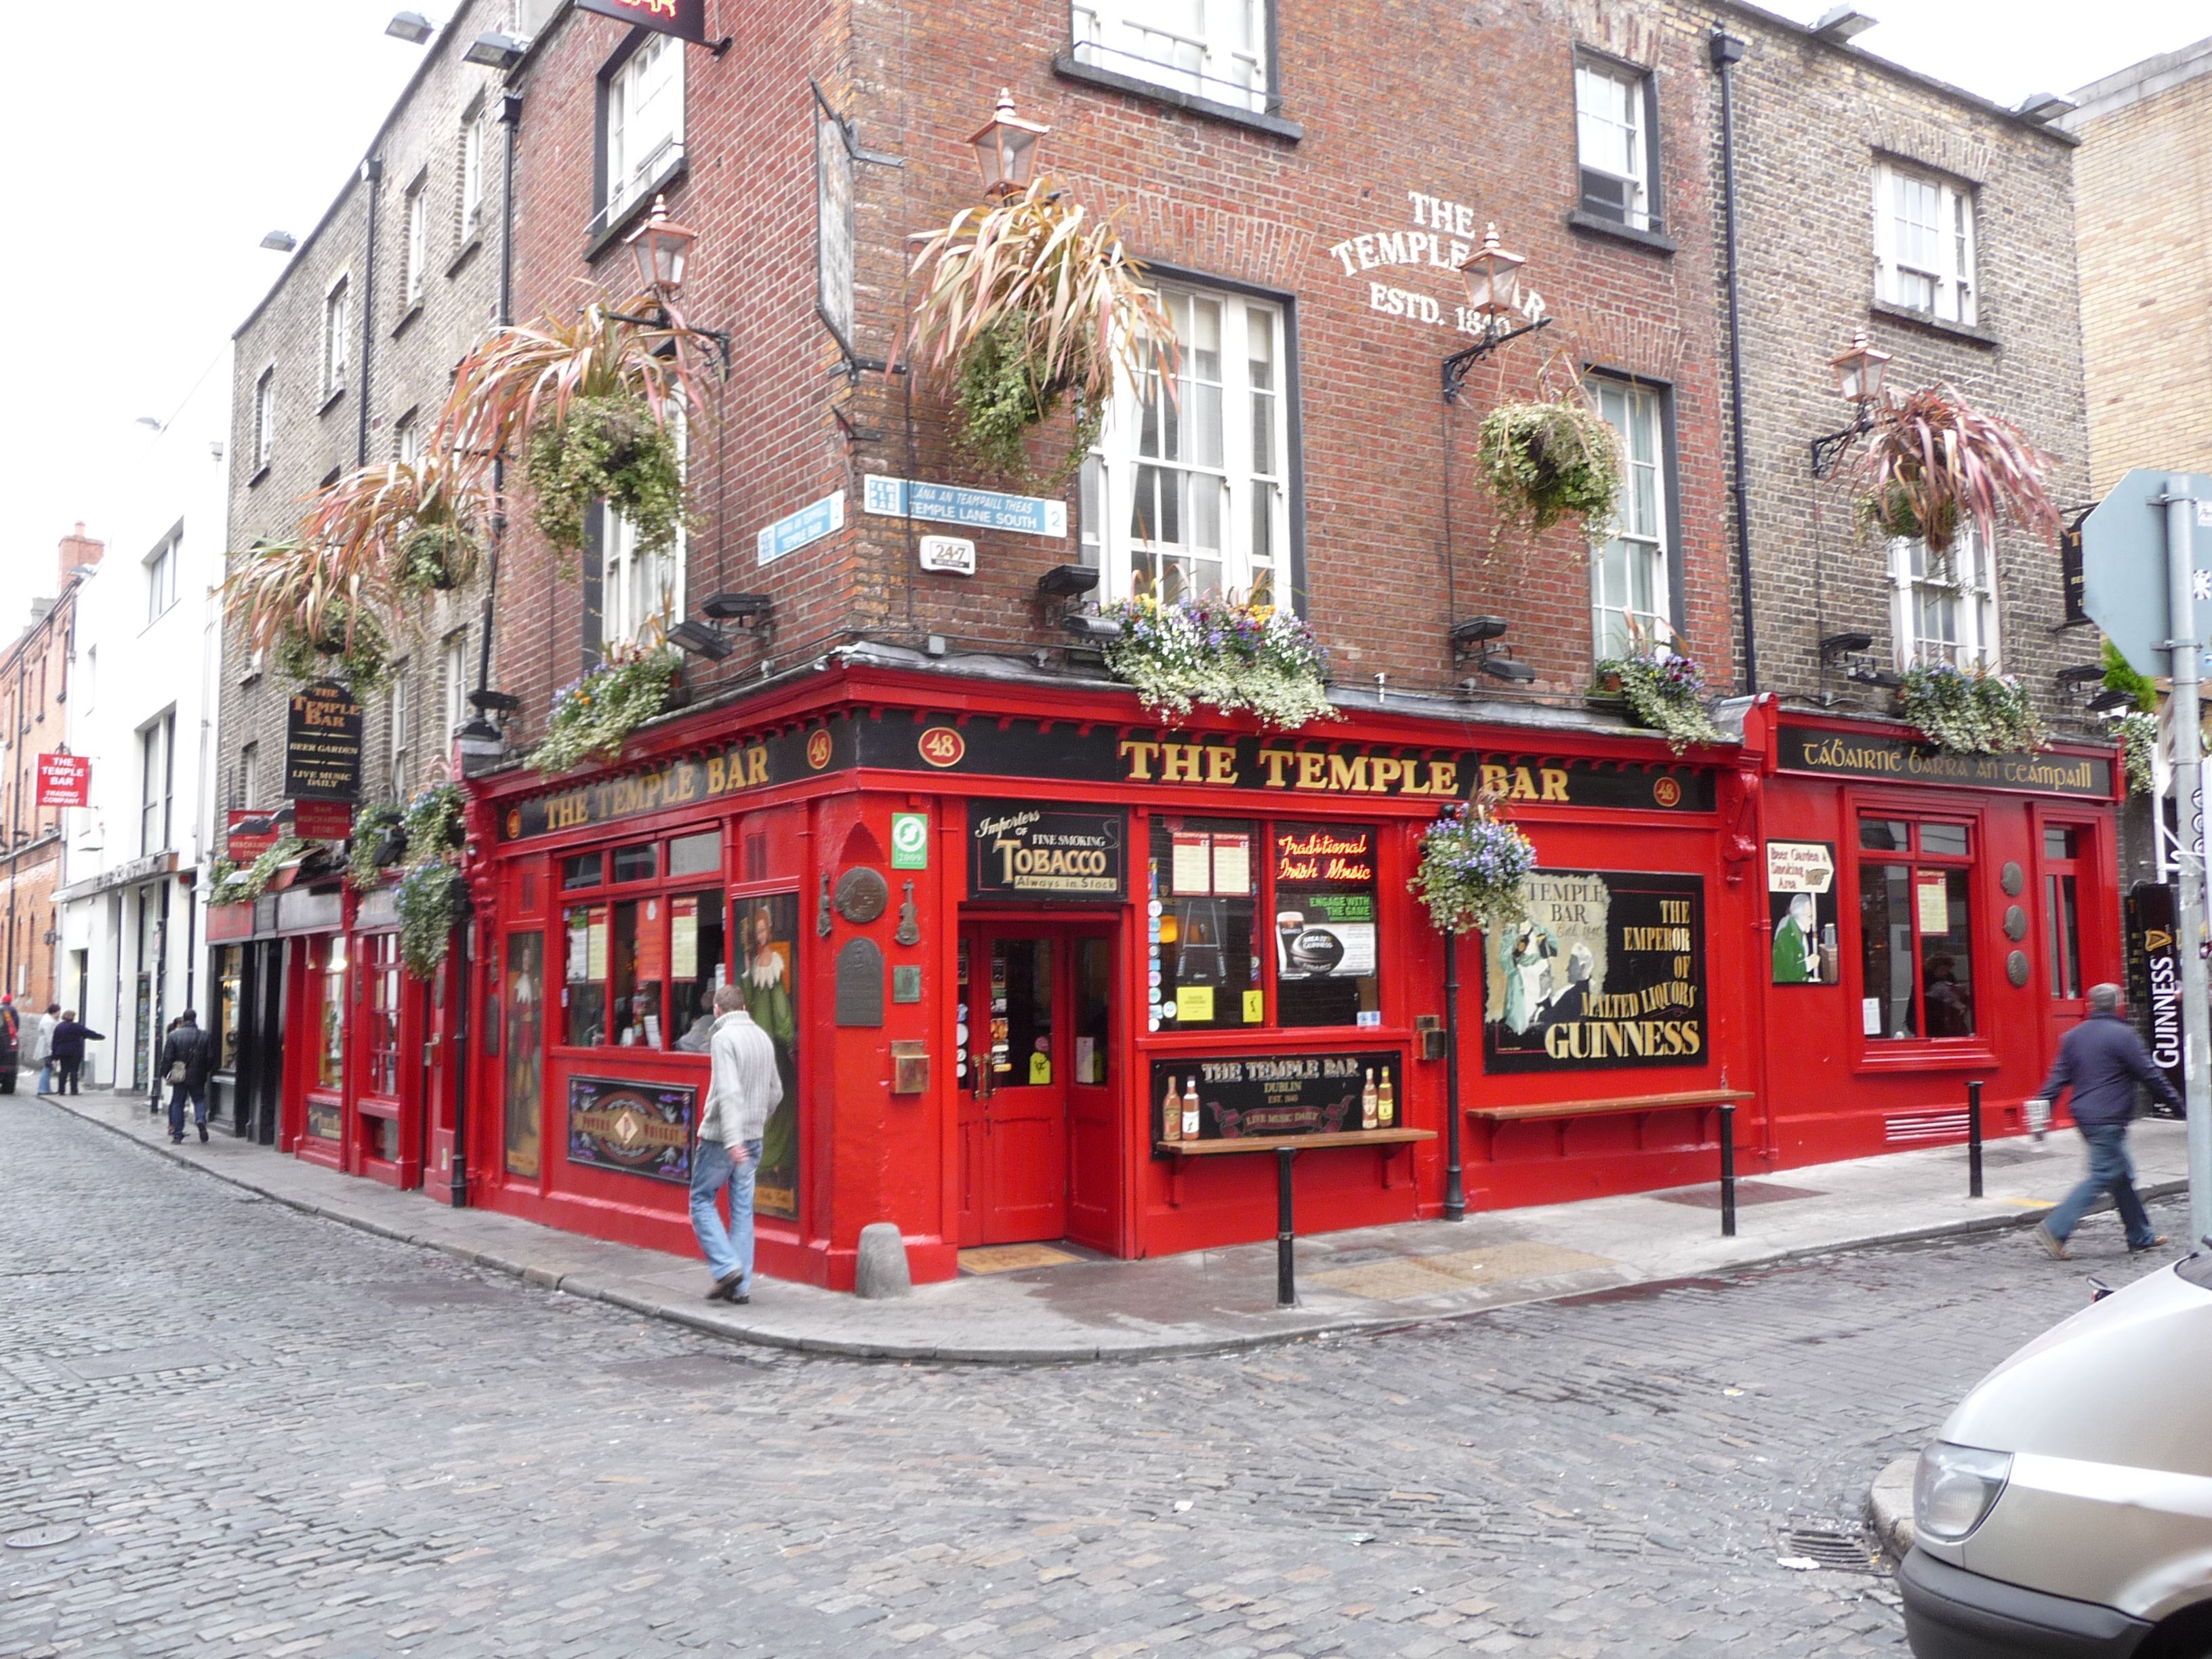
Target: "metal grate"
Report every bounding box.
[1782,1527,1883,1571]
[1885,1109,1968,1144]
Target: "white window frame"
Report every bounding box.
[138,712,173,857]
[1574,56,1655,233]
[1589,377,1672,660]
[322,275,350,399]
[601,504,685,647]
[395,411,420,466]
[603,33,684,229]
[253,368,276,470]
[461,102,487,237]
[389,664,412,800]
[1070,1,1269,115]
[1890,529,1998,672]
[1874,160,1976,325]
[443,631,470,736]
[1081,283,1290,607]
[403,181,428,307]
[239,740,258,809]
[145,534,178,628]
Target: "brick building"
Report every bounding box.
[0,526,102,1026]
[2066,33,2212,495]
[241,1,2121,1291]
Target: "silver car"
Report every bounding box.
[1901,1250,2212,1658]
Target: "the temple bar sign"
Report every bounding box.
[284,680,363,802]
[575,0,707,43]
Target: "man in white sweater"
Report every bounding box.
[689,983,783,1304]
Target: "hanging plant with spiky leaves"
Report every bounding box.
[904,177,1174,486]
[1854,384,2060,554]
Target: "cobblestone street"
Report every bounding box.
[1,1099,2178,1658]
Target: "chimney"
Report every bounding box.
[58,521,102,588]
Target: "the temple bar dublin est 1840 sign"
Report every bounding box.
[284,680,364,802]
[1776,724,2113,799]
[969,804,1127,901]
[1151,1050,1406,1151]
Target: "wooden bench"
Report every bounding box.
[1157,1128,1437,1306]
[1464,1089,1755,1236]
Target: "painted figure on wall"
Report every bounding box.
[505,932,544,1178]
[1774,892,1818,984]
[745,895,801,1218]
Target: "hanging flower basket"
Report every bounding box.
[905,177,1174,487]
[1852,384,2060,554]
[2117,710,2157,796]
[1410,798,1538,936]
[1593,652,1723,754]
[525,644,682,776]
[403,783,466,859]
[524,392,687,563]
[344,804,406,891]
[1898,663,2046,755]
[1474,396,1622,541]
[273,599,391,695]
[395,861,468,979]
[1098,594,1336,731]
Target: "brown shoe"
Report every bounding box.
[2035,1222,2070,1261]
[2129,1235,2171,1254]
[705,1271,743,1303]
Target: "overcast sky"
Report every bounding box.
[1,1,2205,571]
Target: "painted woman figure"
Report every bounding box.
[744,904,800,1210]
[1503,922,1558,1036]
[1773,892,1819,984]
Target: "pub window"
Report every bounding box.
[253,367,276,470]
[403,178,428,308]
[212,945,243,1073]
[601,485,684,646]
[562,851,603,889]
[564,901,610,1046]
[611,841,657,883]
[443,630,470,736]
[1149,816,1259,1031]
[1858,816,1976,1041]
[1082,285,1289,607]
[317,937,347,1090]
[146,532,179,626]
[668,829,721,878]
[1873,159,1975,325]
[362,933,401,1096]
[1273,822,1380,1027]
[1574,54,1659,232]
[1890,528,1997,672]
[322,274,350,400]
[461,98,488,237]
[558,829,725,1052]
[1590,377,1671,660]
[1069,0,1271,115]
[598,30,684,235]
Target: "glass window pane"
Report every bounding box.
[668,890,726,1049]
[2045,826,2077,860]
[1921,823,1969,857]
[564,904,607,1046]
[2047,873,2082,1001]
[611,842,657,883]
[1860,863,1917,1038]
[1275,823,1381,1029]
[562,853,602,890]
[610,898,664,1048]
[319,943,346,1088]
[990,937,1054,1084]
[1076,937,1112,1086]
[668,830,720,878]
[1149,817,1259,1031]
[1919,869,1975,1036]
[1860,819,1910,852]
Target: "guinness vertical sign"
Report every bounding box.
[285,680,364,802]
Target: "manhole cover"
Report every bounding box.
[1782,1527,1881,1571]
[5,1525,82,1549]
[1654,1181,1825,1210]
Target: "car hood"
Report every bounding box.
[1942,1263,2212,1473]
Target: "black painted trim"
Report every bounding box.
[1870,298,1999,348]
[1566,208,1679,255]
[1050,53,1303,142]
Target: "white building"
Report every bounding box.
[55,351,231,1094]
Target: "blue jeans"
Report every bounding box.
[36,1061,52,1093]
[689,1138,762,1288]
[167,1082,207,1139]
[2047,1122,2156,1249]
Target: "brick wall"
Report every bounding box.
[219,0,512,834]
[0,530,94,1006]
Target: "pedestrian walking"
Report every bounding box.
[28,1004,58,1094]
[159,1010,218,1145]
[152,1015,184,1115]
[2030,982,2177,1260]
[0,995,18,1096]
[688,983,782,1305]
[47,1012,101,1096]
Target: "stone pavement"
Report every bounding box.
[1,1095,2188,1657]
[43,1088,2190,1364]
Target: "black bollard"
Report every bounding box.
[1967,1080,1984,1199]
[1275,1146,1298,1308]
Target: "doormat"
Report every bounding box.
[959,1244,1085,1275]
[1651,1181,1823,1210]
[1311,1240,1616,1302]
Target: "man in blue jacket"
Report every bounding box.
[2032,983,2179,1259]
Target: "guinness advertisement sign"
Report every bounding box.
[284,680,364,802]
[1776,723,2112,800]
[969,804,1126,901]
[1485,872,1707,1073]
[2126,882,2186,1107]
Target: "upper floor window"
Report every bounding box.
[1071,0,1270,115]
[253,368,276,470]
[389,663,412,800]
[601,33,684,232]
[1890,529,1996,672]
[145,533,178,627]
[395,410,420,466]
[1575,56,1657,232]
[139,710,175,857]
[322,276,350,399]
[403,180,428,308]
[1590,378,1671,659]
[443,630,470,736]
[462,102,488,236]
[78,645,96,715]
[239,739,258,809]
[1875,160,1975,325]
[602,504,682,647]
[1081,285,1289,606]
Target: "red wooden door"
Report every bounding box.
[960,924,1075,1246]
[2034,815,2102,1077]
[1064,928,1120,1253]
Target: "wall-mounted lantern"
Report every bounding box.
[1441,225,1551,402]
[970,89,1049,199]
[1810,329,1893,478]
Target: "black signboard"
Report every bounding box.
[1484,872,1706,1073]
[501,720,852,839]
[566,1077,696,1185]
[1775,723,2113,800]
[2126,881,2186,1110]
[284,680,364,802]
[1150,1050,1404,1152]
[576,0,708,44]
[969,804,1127,901]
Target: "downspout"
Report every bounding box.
[357,157,383,468]
[1710,29,1758,694]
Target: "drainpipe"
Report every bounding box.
[1710,28,1758,695]
[357,156,383,468]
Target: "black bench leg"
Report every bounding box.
[1276,1147,1298,1308]
[1719,1103,1737,1239]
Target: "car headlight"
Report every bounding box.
[1914,1441,2013,1541]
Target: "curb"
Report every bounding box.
[43,1092,2194,1368]
[1868,1455,1917,1556]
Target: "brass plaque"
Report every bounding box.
[890,1040,928,1094]
[834,866,889,924]
[834,937,884,1027]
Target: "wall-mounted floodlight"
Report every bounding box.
[260,230,298,252]
[386,12,434,43]
[464,30,525,70]
[1811,6,1877,43]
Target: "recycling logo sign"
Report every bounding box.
[890,812,929,869]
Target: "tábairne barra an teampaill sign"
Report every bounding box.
[1485,872,1707,1072]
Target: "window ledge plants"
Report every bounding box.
[1099,594,1336,731]
[344,804,406,891]
[392,783,470,977]
[1898,663,2046,755]
[1410,798,1538,935]
[2118,711,2157,796]
[527,643,682,776]
[1593,651,1722,754]
[210,836,309,907]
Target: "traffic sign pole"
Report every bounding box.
[2165,474,2212,1249]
